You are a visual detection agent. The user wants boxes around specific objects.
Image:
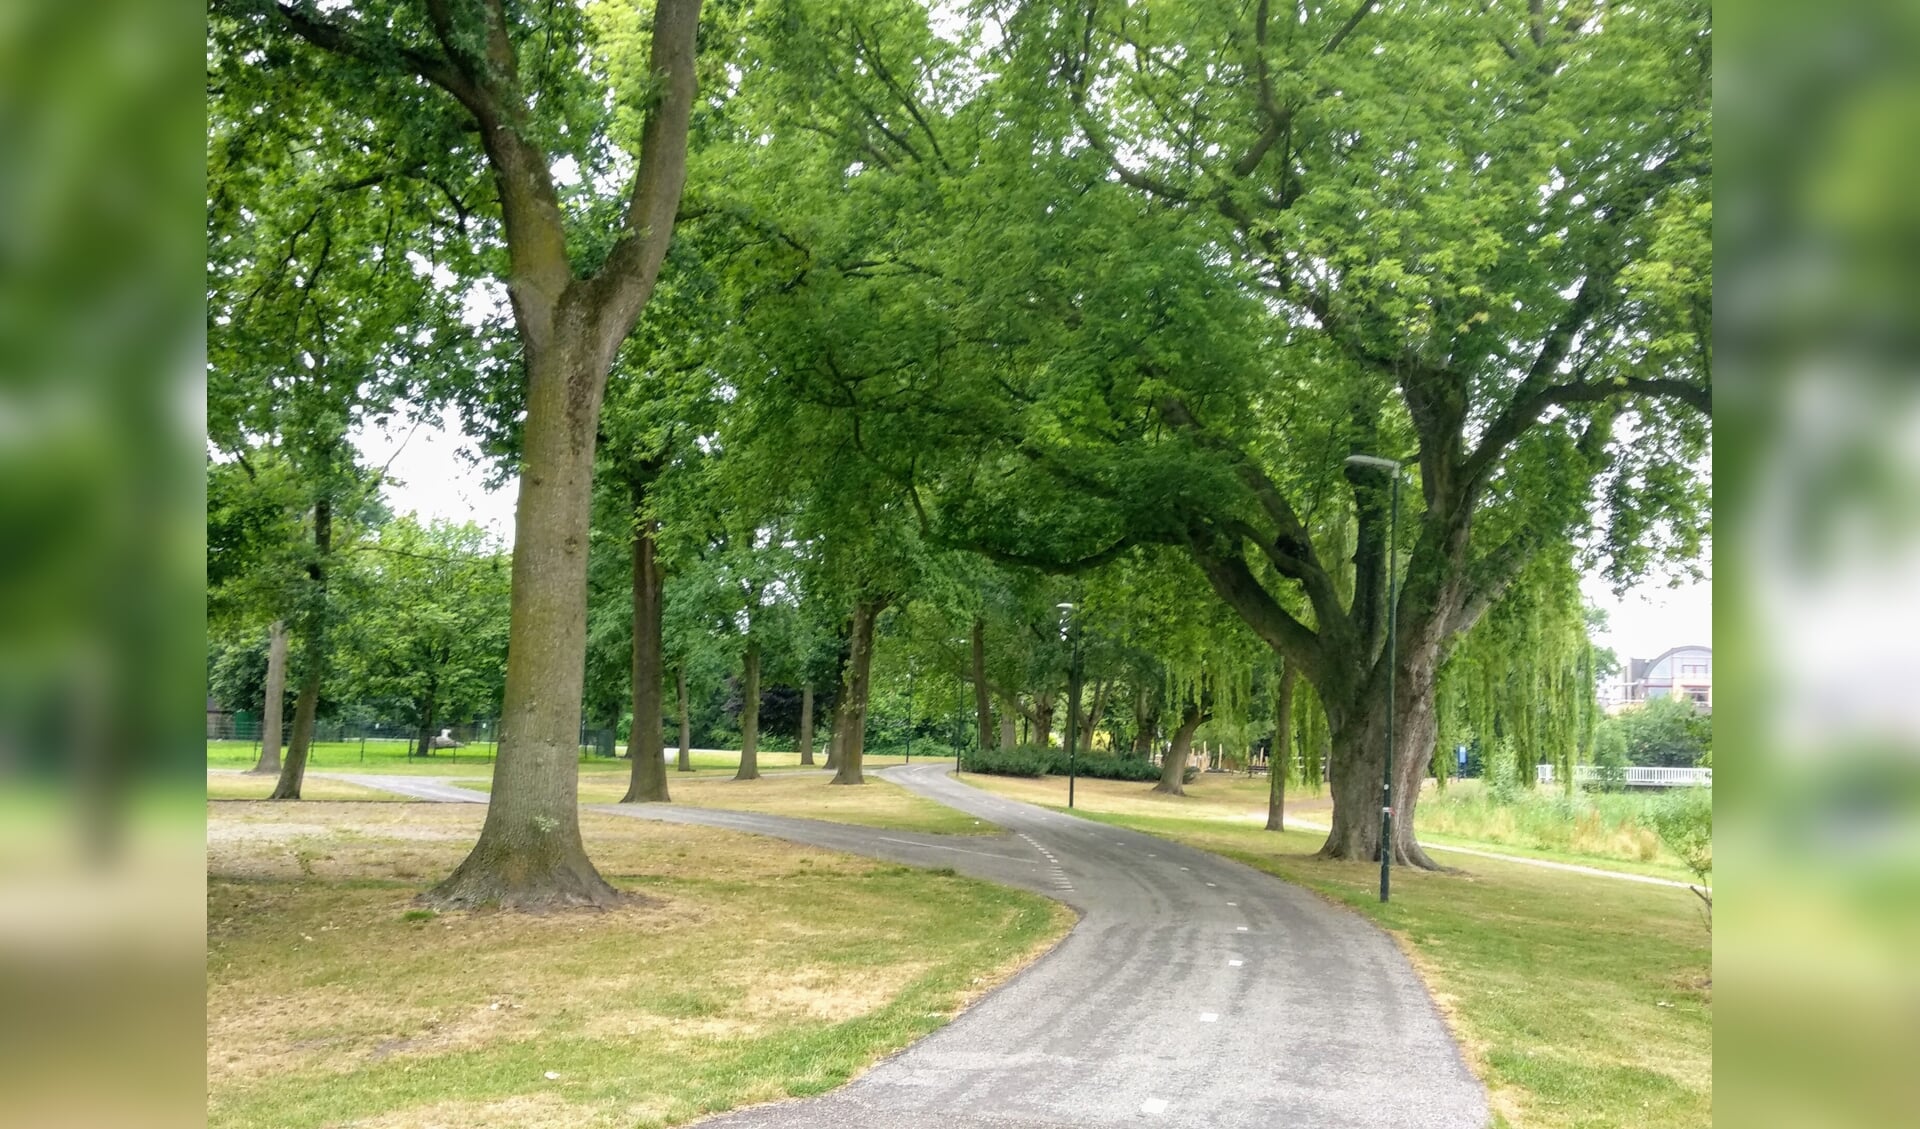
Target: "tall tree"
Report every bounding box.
[217,0,708,905]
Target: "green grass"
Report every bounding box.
[208,740,953,776]
[207,801,1069,1129]
[461,771,997,836]
[960,772,1712,1129]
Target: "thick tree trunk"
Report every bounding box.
[1033,692,1055,750]
[1317,648,1443,869]
[824,705,842,771]
[999,711,1017,751]
[270,662,320,800]
[675,664,692,771]
[250,620,288,774]
[415,694,438,760]
[1267,663,1296,832]
[734,640,761,780]
[426,343,621,910]
[417,0,701,911]
[798,685,815,765]
[830,598,883,785]
[623,512,669,803]
[971,618,993,750]
[1132,687,1157,758]
[270,496,329,801]
[1079,680,1109,753]
[1155,703,1205,796]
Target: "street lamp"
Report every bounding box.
[1057,602,1082,809]
[1345,452,1409,904]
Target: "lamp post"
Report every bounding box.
[1057,602,1082,809]
[905,662,914,764]
[1345,452,1408,904]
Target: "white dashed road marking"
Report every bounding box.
[1229,959,1244,967]
[1236,926,1249,932]
[1199,1012,1219,1022]
[1140,1098,1169,1115]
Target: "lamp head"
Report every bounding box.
[1344,453,1402,473]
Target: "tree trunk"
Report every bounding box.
[270,662,320,800]
[1154,702,1205,796]
[622,510,669,803]
[417,0,702,911]
[1132,686,1157,758]
[1267,662,1296,832]
[1033,692,1055,750]
[734,640,761,780]
[1317,647,1444,868]
[415,694,437,760]
[1079,680,1109,752]
[971,618,993,750]
[250,620,287,775]
[999,711,1017,751]
[676,663,692,771]
[425,342,622,909]
[798,685,815,765]
[270,495,330,801]
[830,598,883,785]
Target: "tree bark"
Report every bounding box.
[798,684,815,765]
[270,495,330,801]
[415,693,438,760]
[1079,679,1109,752]
[830,598,884,785]
[999,711,1017,751]
[270,662,321,800]
[675,663,693,771]
[622,510,669,803]
[427,338,622,907]
[1317,642,1444,868]
[417,0,703,912]
[1033,692,1055,750]
[971,617,993,750]
[1132,687,1158,758]
[1267,662,1296,831]
[250,620,287,775]
[1155,701,1206,796]
[734,639,762,780]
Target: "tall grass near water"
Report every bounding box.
[1417,778,1688,866]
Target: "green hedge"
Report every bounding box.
[960,746,1196,784]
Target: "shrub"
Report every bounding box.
[1487,737,1521,804]
[960,746,1195,783]
[959,748,1050,777]
[1590,724,1630,792]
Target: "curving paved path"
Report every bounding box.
[329,764,1488,1129]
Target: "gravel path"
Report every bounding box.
[335,763,1489,1128]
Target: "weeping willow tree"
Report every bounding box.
[1435,549,1597,795]
[1081,551,1267,796]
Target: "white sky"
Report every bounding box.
[354,417,518,543]
[1581,572,1713,667]
[362,417,1711,666]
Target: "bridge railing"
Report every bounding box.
[1534,764,1712,788]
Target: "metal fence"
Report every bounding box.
[1535,764,1712,789]
[207,715,623,763]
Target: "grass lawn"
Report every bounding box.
[207,773,406,802]
[461,771,996,836]
[959,772,1712,1129]
[207,800,1070,1129]
[208,740,951,777]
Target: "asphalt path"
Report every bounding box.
[331,764,1488,1129]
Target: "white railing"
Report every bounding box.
[1534,764,1712,788]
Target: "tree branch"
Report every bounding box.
[595,0,706,348]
